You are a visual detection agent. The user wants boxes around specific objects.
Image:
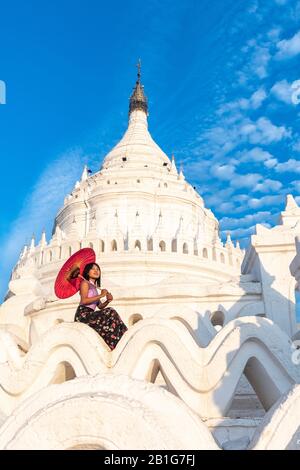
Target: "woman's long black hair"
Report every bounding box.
[82,263,101,287]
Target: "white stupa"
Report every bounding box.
[0,65,300,450]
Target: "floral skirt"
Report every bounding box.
[74,305,128,350]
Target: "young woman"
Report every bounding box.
[73,263,128,350]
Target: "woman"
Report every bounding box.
[73,263,128,350]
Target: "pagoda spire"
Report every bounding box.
[225,232,233,246]
[39,229,47,247]
[29,234,35,253]
[171,154,178,175]
[285,194,299,211]
[129,59,148,116]
[81,165,88,182]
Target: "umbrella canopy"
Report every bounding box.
[54,248,96,299]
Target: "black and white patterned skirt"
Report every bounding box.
[74,305,128,350]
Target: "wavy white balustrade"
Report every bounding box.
[250,384,300,450]
[146,304,217,346]
[0,374,220,450]
[0,316,298,419]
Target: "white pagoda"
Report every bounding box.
[0,66,300,450]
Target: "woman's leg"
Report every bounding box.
[93,307,128,350]
[74,305,94,324]
[74,305,127,350]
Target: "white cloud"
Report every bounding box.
[248,195,283,209]
[221,225,257,238]
[290,180,300,192]
[232,194,250,203]
[276,31,300,59]
[264,158,278,168]
[267,28,282,41]
[230,173,262,189]
[291,80,300,104]
[183,159,212,179]
[271,79,300,104]
[220,211,272,229]
[218,88,267,114]
[293,139,300,152]
[271,79,293,104]
[218,201,236,212]
[274,158,300,173]
[203,188,236,207]
[253,179,282,192]
[250,88,268,108]
[1,148,87,274]
[210,164,236,181]
[200,116,290,160]
[237,41,272,84]
[240,117,291,144]
[252,46,271,78]
[239,147,275,163]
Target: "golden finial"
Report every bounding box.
[129,59,148,115]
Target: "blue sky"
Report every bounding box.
[0,0,300,301]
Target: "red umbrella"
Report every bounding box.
[54,248,96,299]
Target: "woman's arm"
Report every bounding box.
[98,299,110,309]
[80,281,107,305]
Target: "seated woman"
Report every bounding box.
[73,262,128,350]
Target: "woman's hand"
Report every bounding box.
[98,291,113,309]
